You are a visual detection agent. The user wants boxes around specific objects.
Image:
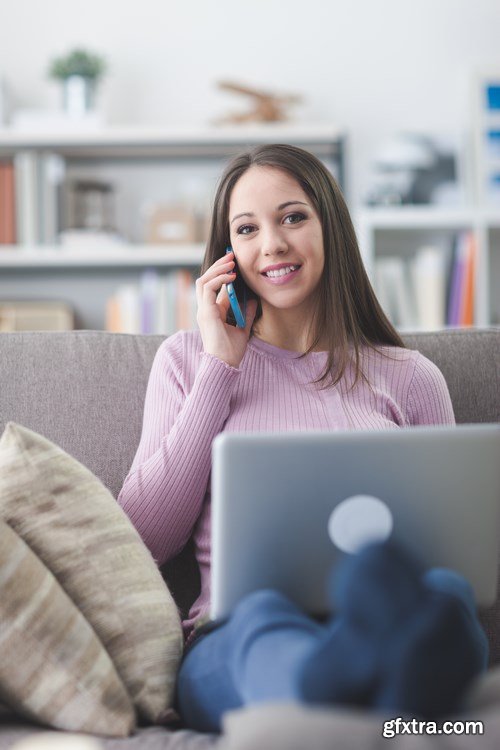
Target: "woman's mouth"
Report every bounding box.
[261,264,301,285]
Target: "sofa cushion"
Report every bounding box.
[0,422,183,724]
[0,517,134,736]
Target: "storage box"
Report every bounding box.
[0,302,74,331]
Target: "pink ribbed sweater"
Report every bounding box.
[118,330,455,642]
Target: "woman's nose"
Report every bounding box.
[260,227,288,256]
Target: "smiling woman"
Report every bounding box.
[201,143,405,386]
[227,167,325,346]
[118,143,488,735]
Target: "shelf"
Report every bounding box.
[482,113,500,128]
[0,123,346,331]
[0,123,344,159]
[356,206,480,229]
[0,244,205,268]
[356,206,500,230]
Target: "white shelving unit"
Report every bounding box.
[355,206,500,329]
[352,72,500,332]
[0,124,345,330]
[0,244,205,267]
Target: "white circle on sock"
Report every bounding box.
[328,495,393,554]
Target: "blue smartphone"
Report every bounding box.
[225,246,246,328]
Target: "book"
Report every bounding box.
[38,153,66,245]
[115,284,141,334]
[139,269,159,334]
[156,273,177,335]
[105,295,122,333]
[0,161,16,244]
[459,233,477,326]
[374,256,417,330]
[410,246,446,330]
[13,151,39,245]
[106,268,197,335]
[447,233,468,326]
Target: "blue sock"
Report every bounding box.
[423,567,489,671]
[297,541,425,707]
[297,541,487,718]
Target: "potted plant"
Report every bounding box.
[48,48,107,118]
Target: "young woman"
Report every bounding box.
[118,144,488,733]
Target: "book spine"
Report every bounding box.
[14,151,39,245]
[459,233,477,326]
[447,232,467,327]
[0,160,19,244]
[140,269,159,334]
[0,162,6,243]
[411,246,446,330]
[4,161,16,244]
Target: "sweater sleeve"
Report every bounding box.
[118,333,241,564]
[405,352,456,426]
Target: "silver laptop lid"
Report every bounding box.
[211,424,500,620]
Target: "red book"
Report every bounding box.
[0,161,16,244]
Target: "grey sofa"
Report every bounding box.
[0,327,499,750]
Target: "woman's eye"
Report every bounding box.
[236,224,255,235]
[284,212,306,224]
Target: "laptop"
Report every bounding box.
[210,424,500,620]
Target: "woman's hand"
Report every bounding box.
[195,251,258,369]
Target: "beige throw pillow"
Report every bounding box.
[0,422,184,724]
[0,517,134,736]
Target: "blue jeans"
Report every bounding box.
[176,561,489,733]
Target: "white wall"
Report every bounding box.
[0,0,499,205]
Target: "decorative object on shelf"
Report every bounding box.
[59,178,123,250]
[145,204,198,244]
[69,179,116,232]
[214,80,302,123]
[48,48,107,120]
[364,134,463,206]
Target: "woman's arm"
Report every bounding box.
[405,353,456,426]
[118,333,240,564]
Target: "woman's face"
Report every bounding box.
[228,166,325,320]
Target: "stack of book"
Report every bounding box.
[374,231,477,330]
[106,268,197,335]
[0,151,65,246]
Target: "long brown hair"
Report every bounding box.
[202,143,405,389]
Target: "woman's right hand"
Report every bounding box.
[195,251,258,369]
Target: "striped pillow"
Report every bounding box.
[0,422,184,724]
[0,517,134,735]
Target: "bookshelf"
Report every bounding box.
[472,69,500,208]
[352,72,500,333]
[355,207,500,331]
[0,124,345,331]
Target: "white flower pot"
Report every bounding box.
[63,75,96,119]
